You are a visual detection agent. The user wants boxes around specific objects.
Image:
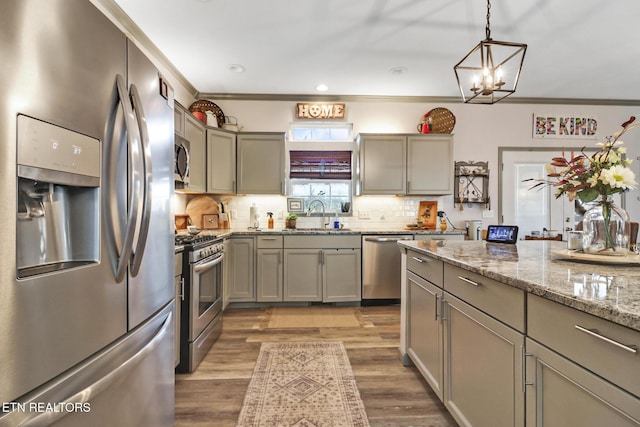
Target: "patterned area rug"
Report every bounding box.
[236,342,370,427]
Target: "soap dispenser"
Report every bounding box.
[267,212,274,229]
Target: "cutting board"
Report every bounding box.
[185,195,219,229]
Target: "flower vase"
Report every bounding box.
[582,196,630,256]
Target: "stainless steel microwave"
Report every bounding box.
[174,134,190,187]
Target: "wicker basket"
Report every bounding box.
[188,100,225,128]
[424,107,456,134]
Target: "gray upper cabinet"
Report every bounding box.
[174,107,185,137]
[236,133,285,194]
[407,134,453,195]
[357,133,453,195]
[207,128,236,194]
[358,134,406,194]
[184,112,206,193]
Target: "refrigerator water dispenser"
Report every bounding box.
[16,115,100,278]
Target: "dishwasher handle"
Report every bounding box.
[364,237,412,243]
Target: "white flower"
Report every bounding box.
[599,165,638,190]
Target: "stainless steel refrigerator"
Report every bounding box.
[1,1,175,425]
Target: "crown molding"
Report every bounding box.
[198,92,640,106]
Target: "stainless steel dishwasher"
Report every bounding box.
[362,235,413,304]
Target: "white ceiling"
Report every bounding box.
[112,0,640,102]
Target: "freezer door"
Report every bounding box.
[125,42,175,329]
[0,0,127,404]
[0,302,175,427]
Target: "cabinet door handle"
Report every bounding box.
[574,325,638,353]
[412,256,425,263]
[179,277,185,301]
[521,346,534,392]
[434,294,439,321]
[457,276,480,287]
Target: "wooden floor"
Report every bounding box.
[174,305,458,427]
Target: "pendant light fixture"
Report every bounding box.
[453,0,527,104]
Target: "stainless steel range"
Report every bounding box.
[175,234,224,373]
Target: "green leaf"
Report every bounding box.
[577,189,599,203]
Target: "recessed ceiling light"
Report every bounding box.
[228,64,246,73]
[389,67,408,75]
[316,84,329,92]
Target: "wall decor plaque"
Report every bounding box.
[296,103,345,119]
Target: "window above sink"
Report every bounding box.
[286,122,355,216]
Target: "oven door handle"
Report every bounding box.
[194,254,224,273]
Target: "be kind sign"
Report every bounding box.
[533,114,598,139]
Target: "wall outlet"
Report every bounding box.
[358,210,371,219]
[231,209,238,219]
[277,210,283,219]
[482,209,494,218]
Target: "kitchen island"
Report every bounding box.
[398,239,640,427]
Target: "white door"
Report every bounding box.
[501,149,575,239]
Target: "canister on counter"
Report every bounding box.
[567,230,584,250]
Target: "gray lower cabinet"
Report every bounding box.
[283,235,361,302]
[407,270,443,400]
[256,235,283,302]
[443,292,524,427]
[284,249,322,301]
[525,338,640,426]
[526,294,640,426]
[256,249,283,301]
[405,251,525,427]
[322,248,361,302]
[227,237,255,301]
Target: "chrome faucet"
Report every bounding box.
[307,199,328,229]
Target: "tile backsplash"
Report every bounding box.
[174,193,476,231]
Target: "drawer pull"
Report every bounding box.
[457,276,480,287]
[261,237,278,241]
[412,256,426,263]
[575,325,638,354]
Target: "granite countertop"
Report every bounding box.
[227,228,465,236]
[398,239,640,332]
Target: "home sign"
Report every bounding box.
[533,113,598,139]
[296,103,345,119]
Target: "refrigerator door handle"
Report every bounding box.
[128,83,152,277]
[17,310,172,427]
[103,74,144,283]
